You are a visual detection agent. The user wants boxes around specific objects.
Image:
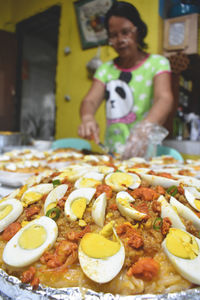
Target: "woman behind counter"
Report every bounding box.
[78,1,173,159]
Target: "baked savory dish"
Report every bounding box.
[0,154,200,296]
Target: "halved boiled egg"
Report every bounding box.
[54,165,90,182]
[105,172,141,192]
[175,175,200,189]
[157,195,185,230]
[0,198,23,232]
[116,191,146,221]
[64,188,96,221]
[74,172,104,189]
[128,157,147,164]
[162,228,200,285]
[184,186,200,212]
[3,216,58,267]
[21,184,53,207]
[44,184,68,214]
[26,170,53,186]
[78,223,125,283]
[93,165,115,175]
[83,155,100,162]
[140,173,178,188]
[97,155,110,162]
[170,196,200,230]
[92,192,107,227]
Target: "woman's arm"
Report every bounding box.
[78,79,105,143]
[145,72,174,124]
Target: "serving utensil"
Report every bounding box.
[98,142,115,158]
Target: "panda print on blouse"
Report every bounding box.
[94,54,171,154]
[105,72,136,125]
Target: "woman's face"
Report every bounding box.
[108,16,138,57]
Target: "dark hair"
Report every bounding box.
[105,1,148,50]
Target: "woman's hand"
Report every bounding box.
[78,80,105,144]
[78,114,100,144]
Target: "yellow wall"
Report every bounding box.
[0,0,162,151]
[0,0,14,32]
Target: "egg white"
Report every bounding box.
[54,165,91,182]
[116,191,146,221]
[105,172,141,192]
[44,184,68,214]
[74,172,104,189]
[184,186,200,212]
[3,216,58,268]
[22,183,54,201]
[4,188,20,200]
[78,227,125,283]
[0,198,23,232]
[162,229,200,285]
[97,155,110,162]
[93,165,115,175]
[140,173,179,188]
[83,155,100,162]
[157,195,186,230]
[92,192,107,227]
[170,196,200,230]
[64,188,96,221]
[117,163,150,173]
[175,175,200,189]
[128,157,147,164]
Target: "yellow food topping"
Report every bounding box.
[117,197,129,207]
[80,232,120,258]
[98,166,111,173]
[59,170,75,178]
[21,221,29,227]
[166,228,199,259]
[23,191,42,206]
[19,225,47,249]
[17,184,28,199]
[110,173,133,187]
[106,212,113,219]
[79,219,87,227]
[100,221,115,237]
[194,199,200,210]
[0,204,12,220]
[46,202,57,213]
[71,197,87,219]
[79,178,101,188]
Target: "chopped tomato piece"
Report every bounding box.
[127,257,159,281]
[2,222,21,241]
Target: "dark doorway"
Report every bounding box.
[16,5,61,140]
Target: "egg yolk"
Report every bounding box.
[100,221,115,237]
[46,202,57,212]
[117,197,130,207]
[80,232,120,258]
[19,225,47,249]
[166,228,199,259]
[194,199,200,210]
[59,170,75,179]
[71,197,87,219]
[79,178,101,188]
[98,166,112,173]
[0,204,12,220]
[109,173,133,187]
[23,191,42,205]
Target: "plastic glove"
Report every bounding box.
[78,115,100,144]
[121,121,168,160]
